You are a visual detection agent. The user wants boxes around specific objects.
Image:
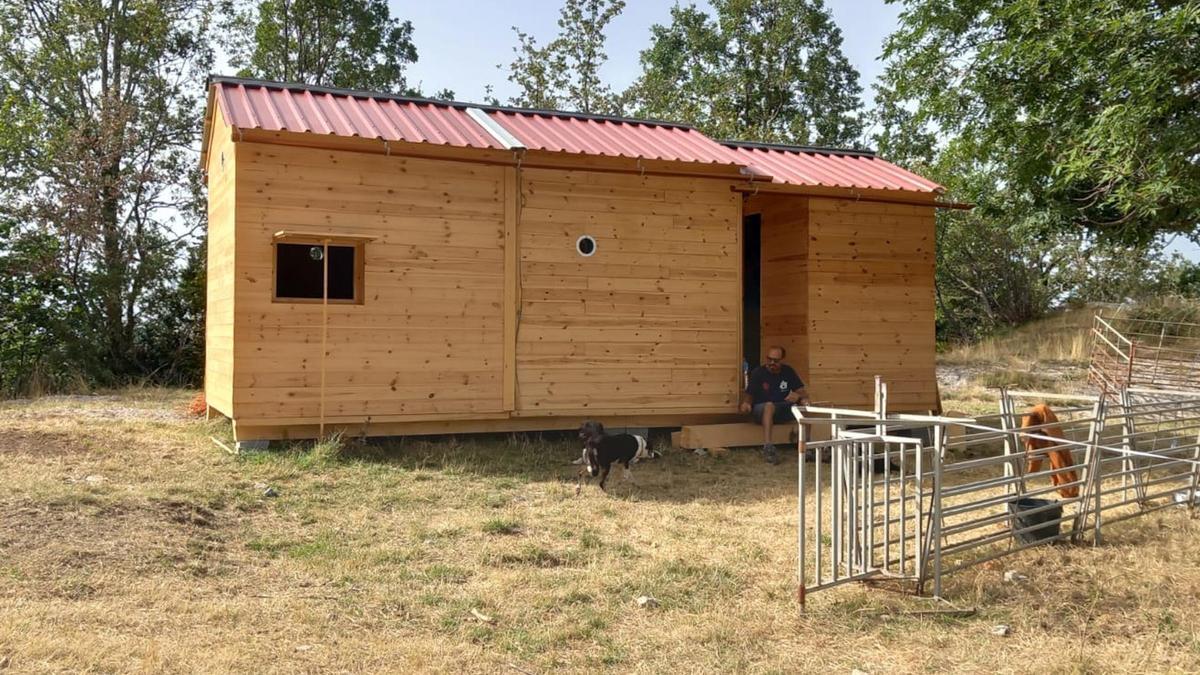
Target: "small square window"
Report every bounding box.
[273,241,363,303]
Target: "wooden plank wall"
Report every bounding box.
[806,198,937,411]
[231,144,508,422]
[754,194,810,381]
[516,167,742,415]
[204,107,236,415]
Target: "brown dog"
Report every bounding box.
[1021,404,1080,498]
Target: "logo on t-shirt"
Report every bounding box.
[779,381,789,391]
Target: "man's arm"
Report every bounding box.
[739,369,758,413]
[785,386,810,405]
[739,390,753,413]
[784,369,810,405]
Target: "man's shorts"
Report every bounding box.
[751,401,794,424]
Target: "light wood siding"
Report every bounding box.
[806,198,937,411]
[231,144,507,422]
[758,195,809,382]
[516,168,742,414]
[204,106,236,415]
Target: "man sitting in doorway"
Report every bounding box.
[739,345,809,464]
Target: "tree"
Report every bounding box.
[878,0,1200,246]
[225,0,418,92]
[934,209,1048,343]
[0,219,77,395]
[627,0,864,146]
[505,0,625,114]
[137,235,207,386]
[1154,256,1200,298]
[505,28,568,110]
[0,0,213,389]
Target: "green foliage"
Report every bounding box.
[879,0,1200,245]
[0,221,82,394]
[137,236,207,386]
[934,199,1190,344]
[934,210,1047,343]
[505,0,626,113]
[0,0,213,395]
[1151,256,1200,299]
[627,0,864,146]
[504,29,568,110]
[877,0,1200,344]
[224,0,418,92]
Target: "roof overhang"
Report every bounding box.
[733,182,972,209]
[199,84,217,179]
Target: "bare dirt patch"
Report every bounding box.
[0,429,93,458]
[0,394,187,422]
[0,493,232,596]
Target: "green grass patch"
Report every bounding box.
[486,544,577,568]
[245,530,341,561]
[481,517,522,535]
[421,563,471,584]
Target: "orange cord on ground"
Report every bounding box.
[1020,403,1080,499]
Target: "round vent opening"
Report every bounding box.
[576,235,597,257]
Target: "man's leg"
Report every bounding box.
[760,402,775,446]
[760,402,780,464]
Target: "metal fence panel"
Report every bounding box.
[794,380,1200,607]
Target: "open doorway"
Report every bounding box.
[742,212,761,373]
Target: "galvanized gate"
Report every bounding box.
[796,430,932,603]
[795,380,1200,607]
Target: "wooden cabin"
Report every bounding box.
[200,77,952,444]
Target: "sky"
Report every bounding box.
[400,0,903,107]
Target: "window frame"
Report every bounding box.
[271,236,367,305]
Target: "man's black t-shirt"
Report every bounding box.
[746,365,804,405]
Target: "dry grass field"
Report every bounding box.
[2,383,1200,673]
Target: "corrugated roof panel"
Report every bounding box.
[487,110,745,166]
[213,80,502,149]
[207,77,944,194]
[726,144,942,193]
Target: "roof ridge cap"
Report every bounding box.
[719,138,877,158]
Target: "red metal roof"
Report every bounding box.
[206,77,944,194]
[487,110,745,166]
[726,142,943,193]
[213,80,502,149]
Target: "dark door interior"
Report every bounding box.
[742,213,761,372]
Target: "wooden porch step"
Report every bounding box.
[673,422,795,450]
[671,420,836,450]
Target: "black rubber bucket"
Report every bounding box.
[1007,497,1063,545]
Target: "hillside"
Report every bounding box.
[938,308,1097,415]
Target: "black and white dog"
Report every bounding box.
[575,421,659,494]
